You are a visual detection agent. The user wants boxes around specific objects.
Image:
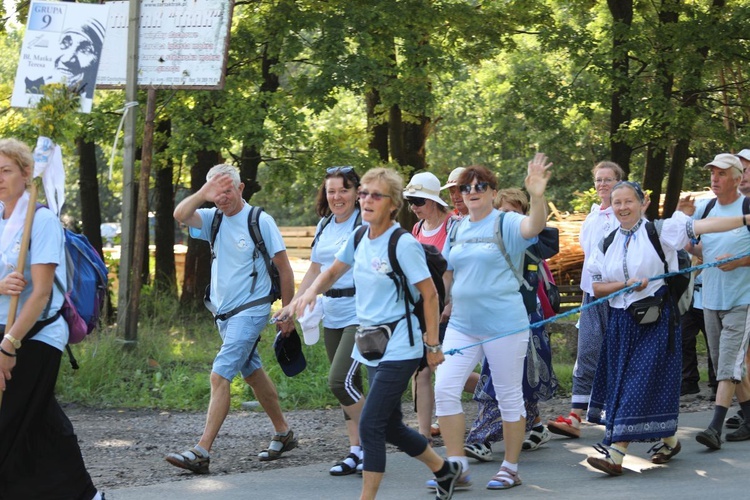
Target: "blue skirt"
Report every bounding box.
[587,294,681,445]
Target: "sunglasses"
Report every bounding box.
[326,166,354,175]
[459,182,490,195]
[358,190,391,201]
[406,197,427,207]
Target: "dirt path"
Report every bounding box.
[69,388,716,491]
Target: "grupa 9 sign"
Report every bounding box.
[97,0,233,89]
[11,1,110,113]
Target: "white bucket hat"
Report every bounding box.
[404,172,448,207]
[441,167,466,190]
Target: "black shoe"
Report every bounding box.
[680,383,700,396]
[725,410,745,430]
[695,428,722,450]
[726,423,750,442]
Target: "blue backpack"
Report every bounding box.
[34,205,109,356]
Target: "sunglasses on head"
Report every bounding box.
[406,197,427,207]
[358,190,391,201]
[459,182,490,195]
[326,166,354,175]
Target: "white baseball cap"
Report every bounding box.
[440,167,466,190]
[705,153,743,175]
[735,149,750,163]
[404,172,448,207]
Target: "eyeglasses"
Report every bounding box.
[358,190,391,201]
[327,166,354,175]
[595,177,616,185]
[459,182,490,195]
[406,197,426,207]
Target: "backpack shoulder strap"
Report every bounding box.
[600,227,619,255]
[493,212,529,289]
[645,221,669,274]
[744,197,750,233]
[209,210,224,259]
[353,225,368,250]
[311,213,335,249]
[387,227,409,289]
[386,227,415,346]
[700,198,717,220]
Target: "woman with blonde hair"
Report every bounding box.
[0,138,102,499]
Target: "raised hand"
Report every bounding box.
[525,152,553,199]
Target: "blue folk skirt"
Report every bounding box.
[587,293,681,445]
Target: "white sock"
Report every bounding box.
[92,492,102,500]
[501,460,518,473]
[350,445,362,458]
[448,455,469,473]
[194,444,209,457]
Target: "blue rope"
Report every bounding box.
[443,249,750,356]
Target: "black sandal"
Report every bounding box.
[329,453,360,476]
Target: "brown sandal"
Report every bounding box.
[258,430,298,461]
[649,440,681,464]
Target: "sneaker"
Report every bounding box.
[258,430,298,461]
[725,423,750,442]
[726,410,745,430]
[165,447,210,474]
[434,461,463,500]
[695,427,722,450]
[464,442,493,462]
[425,472,472,490]
[522,426,551,451]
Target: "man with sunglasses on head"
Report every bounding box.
[167,164,297,474]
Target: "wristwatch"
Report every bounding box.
[424,342,442,354]
[4,334,21,350]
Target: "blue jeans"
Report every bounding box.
[360,359,428,473]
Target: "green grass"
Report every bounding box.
[57,291,578,410]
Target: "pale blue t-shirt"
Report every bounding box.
[335,223,429,366]
[190,203,286,316]
[0,206,67,351]
[310,210,360,329]
[443,209,536,337]
[691,196,750,310]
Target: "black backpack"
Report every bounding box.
[601,221,693,317]
[353,226,447,346]
[206,206,281,321]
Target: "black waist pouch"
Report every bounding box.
[626,294,664,325]
[355,318,402,361]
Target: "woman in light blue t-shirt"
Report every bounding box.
[294,166,365,476]
[435,157,552,491]
[277,168,464,500]
[0,138,101,499]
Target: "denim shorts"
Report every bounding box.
[212,313,267,381]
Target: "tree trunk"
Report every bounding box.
[179,149,218,309]
[607,0,634,177]
[153,118,176,295]
[77,138,104,255]
[366,89,389,162]
[663,0,726,217]
[643,145,668,220]
[238,43,279,202]
[77,137,112,320]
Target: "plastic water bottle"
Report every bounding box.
[522,262,539,313]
